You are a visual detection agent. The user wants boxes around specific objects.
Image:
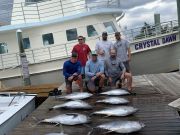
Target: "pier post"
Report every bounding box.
[154,13,161,35]
[177,0,180,38]
[16,29,31,86]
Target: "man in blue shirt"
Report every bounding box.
[63,52,83,94]
[85,51,105,93]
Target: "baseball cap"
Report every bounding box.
[91,51,97,56]
[102,31,108,36]
[71,52,78,57]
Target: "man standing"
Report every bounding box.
[85,51,105,93]
[113,32,131,72]
[105,49,133,91]
[63,52,83,94]
[95,32,113,62]
[72,36,91,76]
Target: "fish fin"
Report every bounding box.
[48,107,54,111]
[104,115,111,118]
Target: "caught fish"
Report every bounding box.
[45,133,68,135]
[58,92,93,100]
[92,106,138,117]
[41,113,90,125]
[49,100,92,110]
[96,97,129,105]
[96,121,145,134]
[100,89,130,96]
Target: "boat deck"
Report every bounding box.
[9,72,180,135]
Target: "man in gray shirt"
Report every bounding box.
[105,49,132,91]
[113,32,131,72]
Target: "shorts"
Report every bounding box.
[123,61,130,73]
[111,74,122,86]
[65,76,78,88]
[86,77,100,91]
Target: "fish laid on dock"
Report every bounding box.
[58,92,93,100]
[49,100,92,110]
[96,97,129,105]
[100,89,130,96]
[45,133,68,135]
[92,106,138,117]
[95,121,145,134]
[41,113,90,125]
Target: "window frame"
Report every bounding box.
[103,21,118,34]
[0,42,8,54]
[42,33,54,46]
[66,28,78,41]
[86,25,98,37]
[23,37,31,49]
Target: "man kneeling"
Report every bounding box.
[105,49,133,92]
[63,52,83,94]
[85,51,105,93]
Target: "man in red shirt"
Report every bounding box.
[72,36,91,77]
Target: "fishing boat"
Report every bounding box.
[0,0,179,87]
[0,92,36,135]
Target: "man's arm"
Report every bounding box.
[63,62,71,78]
[85,61,95,77]
[87,46,91,60]
[104,60,109,77]
[76,62,82,75]
[126,41,131,61]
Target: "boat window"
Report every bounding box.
[23,38,31,49]
[87,25,98,37]
[66,28,78,41]
[0,43,8,54]
[104,21,117,33]
[42,33,54,46]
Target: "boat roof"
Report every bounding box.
[0,8,123,33]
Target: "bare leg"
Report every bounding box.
[66,85,72,94]
[77,75,83,92]
[99,74,105,88]
[124,72,132,91]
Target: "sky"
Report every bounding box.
[119,0,178,29]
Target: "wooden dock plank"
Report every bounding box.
[8,72,180,135]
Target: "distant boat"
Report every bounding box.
[0,92,36,135]
[0,0,179,87]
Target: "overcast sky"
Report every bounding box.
[119,0,177,29]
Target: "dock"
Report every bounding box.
[9,72,180,135]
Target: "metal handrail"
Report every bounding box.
[0,0,121,25]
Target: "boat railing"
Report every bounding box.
[0,0,121,25]
[122,20,179,42]
[0,20,179,70]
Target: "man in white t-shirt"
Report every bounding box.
[95,32,113,62]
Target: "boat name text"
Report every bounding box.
[134,34,177,50]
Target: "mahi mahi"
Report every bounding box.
[96,121,145,134]
[49,100,92,110]
[58,92,93,100]
[100,89,130,96]
[96,97,129,105]
[92,106,138,117]
[41,113,90,125]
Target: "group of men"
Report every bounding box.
[63,32,133,94]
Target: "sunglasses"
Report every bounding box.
[78,39,83,40]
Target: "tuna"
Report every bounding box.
[41,113,90,125]
[45,133,68,135]
[96,97,129,105]
[49,100,92,110]
[92,106,138,117]
[58,92,93,100]
[100,89,130,96]
[96,121,145,134]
